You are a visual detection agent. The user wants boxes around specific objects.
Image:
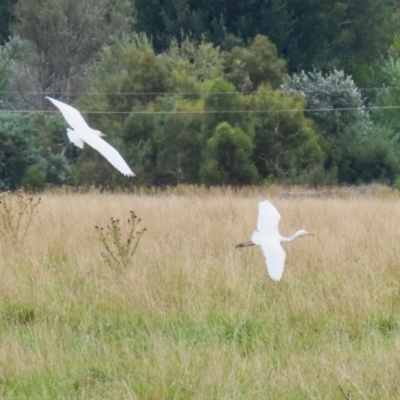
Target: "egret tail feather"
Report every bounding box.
[67,128,84,149]
[251,231,261,245]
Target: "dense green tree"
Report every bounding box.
[134,0,165,50]
[152,99,203,185]
[31,114,74,185]
[134,0,292,54]
[135,0,211,52]
[247,85,324,180]
[0,114,39,189]
[362,50,400,186]
[135,0,398,84]
[0,47,8,107]
[0,113,73,189]
[201,122,259,185]
[371,50,400,136]
[0,0,16,44]
[335,134,399,185]
[202,78,247,140]
[82,35,169,114]
[225,35,286,91]
[162,34,224,81]
[122,107,157,186]
[282,0,397,81]
[161,1,210,52]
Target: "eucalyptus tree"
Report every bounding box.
[8,0,135,108]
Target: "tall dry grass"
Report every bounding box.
[0,189,400,398]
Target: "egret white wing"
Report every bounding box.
[260,237,286,281]
[82,134,135,176]
[46,97,90,131]
[257,200,281,235]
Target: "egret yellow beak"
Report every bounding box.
[101,133,107,137]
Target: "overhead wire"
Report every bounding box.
[0,86,400,96]
[1,86,400,114]
[0,105,400,114]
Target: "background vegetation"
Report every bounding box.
[0,0,400,189]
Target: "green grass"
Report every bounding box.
[0,190,400,398]
[2,273,399,399]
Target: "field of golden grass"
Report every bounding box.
[1,188,400,399]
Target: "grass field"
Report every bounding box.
[1,188,400,399]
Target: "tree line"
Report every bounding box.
[0,0,400,189]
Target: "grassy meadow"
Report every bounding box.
[1,187,400,399]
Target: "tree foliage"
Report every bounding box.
[83,34,169,113]
[335,134,399,185]
[202,78,247,139]
[283,69,371,139]
[163,34,224,82]
[281,0,398,81]
[8,0,135,108]
[0,46,8,106]
[0,1,399,188]
[371,50,400,136]
[247,85,324,181]
[225,35,287,91]
[0,0,16,44]
[135,0,398,84]
[0,114,70,189]
[201,122,259,185]
[0,114,37,189]
[153,101,203,185]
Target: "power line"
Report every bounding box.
[1,104,400,114]
[2,86,400,96]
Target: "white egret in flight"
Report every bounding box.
[236,200,312,281]
[46,97,135,177]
